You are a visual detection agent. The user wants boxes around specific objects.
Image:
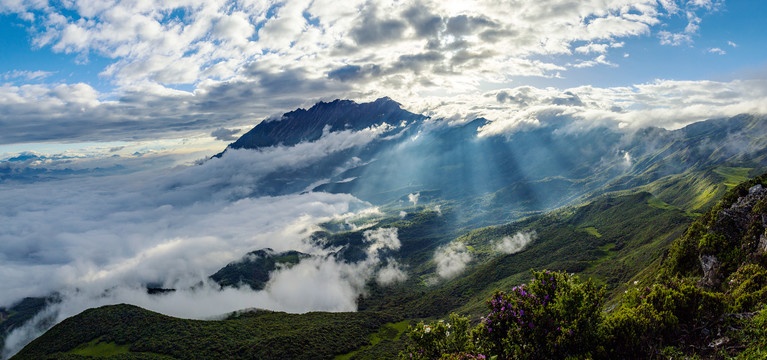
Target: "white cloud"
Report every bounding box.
[363,227,401,254]
[495,231,535,254]
[376,259,407,285]
[433,242,472,280]
[1,70,56,81]
[728,40,737,47]
[410,78,767,138]
[707,47,725,55]
[0,0,736,151]
[622,150,633,167]
[0,134,426,356]
[571,54,615,69]
[658,30,691,46]
[408,192,419,206]
[574,43,609,54]
[0,122,404,307]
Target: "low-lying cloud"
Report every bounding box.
[376,260,408,285]
[495,231,536,254]
[434,242,472,280]
[0,126,403,358]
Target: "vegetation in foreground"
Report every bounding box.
[404,173,767,359]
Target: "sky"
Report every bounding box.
[1,0,767,357]
[0,0,766,160]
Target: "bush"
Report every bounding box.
[473,270,605,359]
[401,313,476,360]
[604,278,726,356]
[402,270,605,360]
[727,264,767,312]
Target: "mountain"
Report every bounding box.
[219,98,767,226]
[209,249,309,291]
[7,98,767,359]
[219,97,426,153]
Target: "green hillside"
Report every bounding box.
[11,305,395,360]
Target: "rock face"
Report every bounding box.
[759,233,767,254]
[700,255,722,288]
[697,183,767,288]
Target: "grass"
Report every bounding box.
[713,167,753,189]
[332,320,410,360]
[581,226,602,238]
[69,338,130,357]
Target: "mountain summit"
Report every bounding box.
[223,97,425,153]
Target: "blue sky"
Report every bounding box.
[0,0,766,158]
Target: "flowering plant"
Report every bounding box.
[474,270,605,359]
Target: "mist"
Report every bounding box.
[495,231,537,254]
[0,126,404,358]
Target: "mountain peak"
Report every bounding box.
[223,98,425,152]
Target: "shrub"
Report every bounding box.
[473,270,605,359]
[604,278,726,356]
[401,313,477,360]
[727,264,767,312]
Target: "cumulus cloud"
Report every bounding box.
[495,231,536,254]
[433,242,472,280]
[0,0,742,151]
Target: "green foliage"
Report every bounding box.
[402,271,605,360]
[698,232,726,255]
[737,306,767,359]
[400,314,475,360]
[474,271,605,360]
[209,249,307,290]
[726,264,767,312]
[12,304,393,360]
[334,320,410,360]
[604,278,726,356]
[69,339,130,356]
